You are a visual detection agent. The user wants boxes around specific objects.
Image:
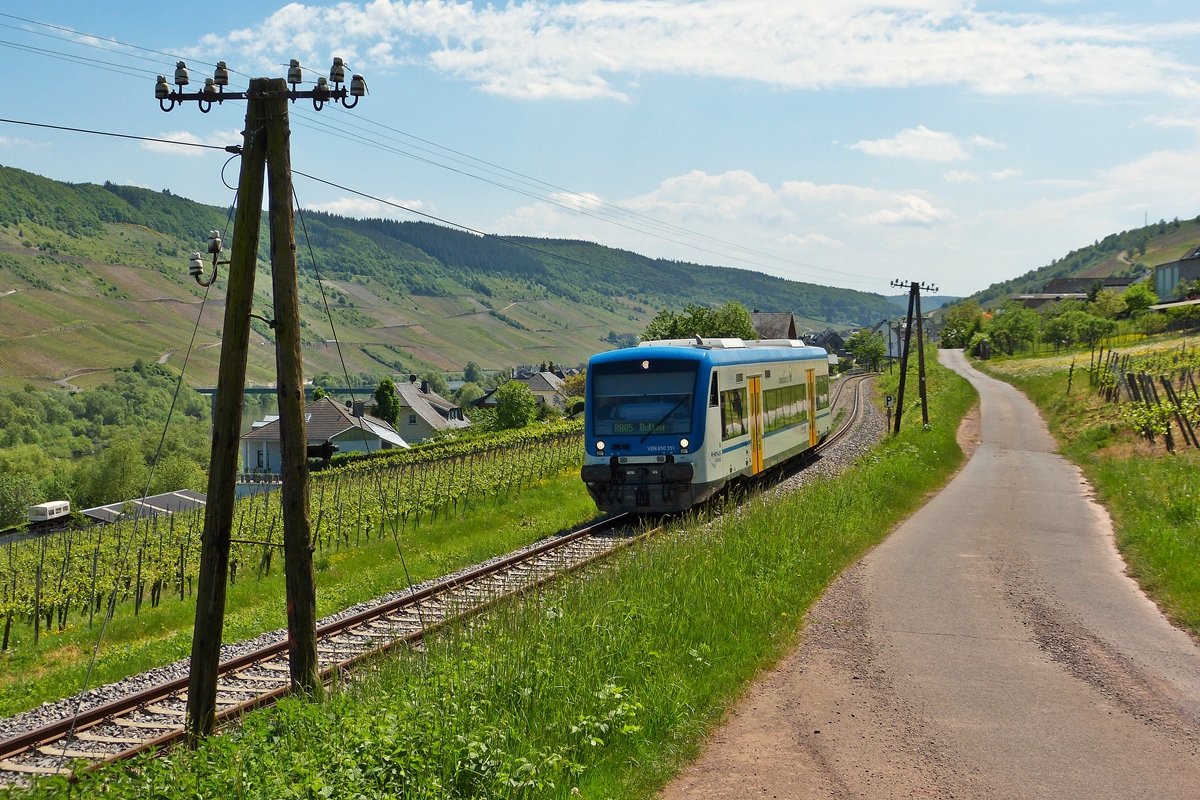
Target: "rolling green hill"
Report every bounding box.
[963,216,1200,308]
[0,164,895,390]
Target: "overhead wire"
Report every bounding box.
[0,38,157,81]
[294,109,882,286]
[292,168,689,292]
[0,117,234,151]
[0,20,179,70]
[56,159,241,770]
[0,12,878,289]
[329,107,879,282]
[292,186,428,635]
[0,11,248,75]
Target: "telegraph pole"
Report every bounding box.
[264,82,319,693]
[157,59,366,740]
[890,280,938,434]
[187,86,267,742]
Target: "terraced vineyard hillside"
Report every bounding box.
[0,165,894,390]
[965,215,1200,308]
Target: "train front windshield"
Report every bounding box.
[591,359,698,437]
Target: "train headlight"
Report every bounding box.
[596,440,606,452]
[679,438,689,449]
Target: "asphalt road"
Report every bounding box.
[663,349,1200,799]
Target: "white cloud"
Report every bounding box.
[306,196,433,219]
[195,1,1200,101]
[968,135,1004,149]
[989,168,1021,180]
[861,195,955,226]
[851,126,970,161]
[944,170,980,182]
[492,168,952,288]
[0,136,38,147]
[141,130,242,156]
[777,233,842,247]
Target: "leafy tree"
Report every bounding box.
[844,329,887,370]
[311,386,327,401]
[1042,313,1077,350]
[1135,311,1167,335]
[493,380,537,429]
[463,361,485,385]
[641,301,757,341]
[0,472,39,527]
[560,371,587,397]
[1089,289,1127,320]
[1122,281,1158,314]
[985,301,1040,355]
[418,370,449,397]
[938,300,984,348]
[454,382,485,407]
[373,377,400,426]
[1177,278,1200,300]
[1076,313,1118,347]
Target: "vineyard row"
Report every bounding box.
[0,430,584,649]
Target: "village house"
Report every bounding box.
[240,396,407,476]
[391,378,471,443]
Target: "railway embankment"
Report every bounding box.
[17,362,975,798]
[982,343,1200,636]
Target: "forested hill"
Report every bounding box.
[0,165,892,325]
[964,215,1200,307]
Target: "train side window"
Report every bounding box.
[721,388,748,440]
[709,373,719,407]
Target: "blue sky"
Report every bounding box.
[3,1,1200,296]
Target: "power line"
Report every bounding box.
[337,108,878,281]
[292,111,881,286]
[292,169,692,292]
[0,38,156,80]
[0,117,234,151]
[1,12,877,288]
[0,20,178,70]
[0,11,246,75]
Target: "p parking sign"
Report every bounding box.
[885,394,896,409]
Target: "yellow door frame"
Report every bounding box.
[748,375,764,474]
[806,369,817,447]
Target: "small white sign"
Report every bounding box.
[885,394,896,409]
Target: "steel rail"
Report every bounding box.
[0,373,873,785]
[0,513,633,781]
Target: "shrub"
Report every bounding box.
[494,380,538,429]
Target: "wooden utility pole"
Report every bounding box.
[163,60,365,743]
[187,78,269,742]
[914,287,929,426]
[264,79,318,694]
[891,279,937,434]
[894,285,916,435]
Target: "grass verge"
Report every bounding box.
[0,472,597,717]
[981,361,1200,635]
[14,359,976,798]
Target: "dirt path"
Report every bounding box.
[661,350,1200,799]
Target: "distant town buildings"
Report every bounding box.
[1015,276,1140,309]
[1154,247,1200,301]
[390,378,471,443]
[751,311,799,340]
[240,396,407,478]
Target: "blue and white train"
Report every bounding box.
[581,337,833,513]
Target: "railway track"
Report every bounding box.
[0,372,871,787]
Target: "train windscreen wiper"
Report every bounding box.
[639,395,691,442]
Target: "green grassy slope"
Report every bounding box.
[963,216,1200,307]
[0,164,893,390]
